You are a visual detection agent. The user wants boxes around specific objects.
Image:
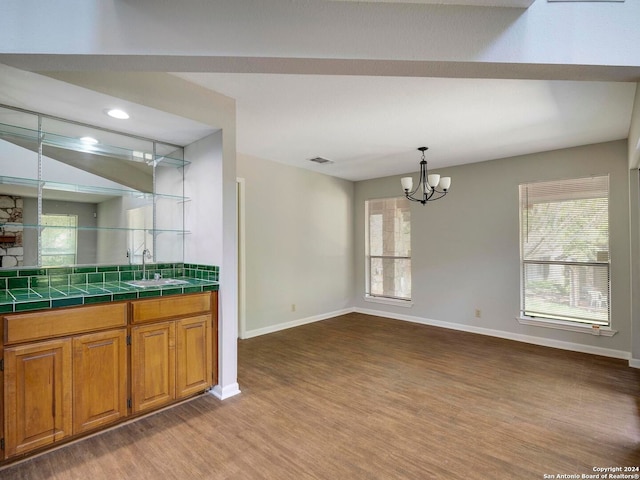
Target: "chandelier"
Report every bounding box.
[401,147,451,205]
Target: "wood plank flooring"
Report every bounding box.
[2,312,639,479]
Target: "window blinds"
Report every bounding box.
[519,176,609,325]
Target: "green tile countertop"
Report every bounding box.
[0,277,219,314]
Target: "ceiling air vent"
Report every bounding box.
[309,156,334,165]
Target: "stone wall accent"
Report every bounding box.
[0,195,24,267]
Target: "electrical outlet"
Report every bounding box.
[474,309,481,318]
[291,304,296,312]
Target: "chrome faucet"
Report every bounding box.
[142,249,151,279]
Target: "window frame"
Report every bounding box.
[364,196,412,304]
[518,175,611,328]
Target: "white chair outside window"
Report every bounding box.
[588,291,606,309]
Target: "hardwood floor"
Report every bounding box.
[2,312,639,479]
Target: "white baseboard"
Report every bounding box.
[629,358,640,369]
[354,307,631,361]
[242,308,353,339]
[210,382,241,400]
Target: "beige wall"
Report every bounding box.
[237,153,355,337]
[630,169,639,364]
[629,84,640,364]
[354,140,631,356]
[629,83,640,169]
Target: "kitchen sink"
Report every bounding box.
[124,278,190,288]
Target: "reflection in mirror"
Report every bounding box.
[0,104,186,269]
[126,205,153,266]
[25,195,99,266]
[0,192,27,268]
[154,142,185,264]
[0,109,39,268]
[0,108,40,183]
[41,117,154,193]
[41,213,78,266]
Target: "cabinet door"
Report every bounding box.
[131,322,175,413]
[4,338,72,457]
[72,329,127,434]
[176,315,212,399]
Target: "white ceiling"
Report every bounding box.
[0,65,636,181]
[0,64,216,148]
[0,1,637,183]
[0,63,635,183]
[174,73,636,181]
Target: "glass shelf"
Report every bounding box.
[0,122,189,168]
[0,175,188,202]
[0,105,189,270]
[0,222,190,235]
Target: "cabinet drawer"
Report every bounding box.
[4,303,127,345]
[131,292,211,324]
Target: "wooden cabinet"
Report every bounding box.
[176,315,212,399]
[2,303,127,458]
[130,293,211,324]
[4,303,127,344]
[131,321,176,413]
[72,329,128,434]
[131,293,213,413]
[4,338,72,457]
[1,291,216,464]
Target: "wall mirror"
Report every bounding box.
[0,104,187,269]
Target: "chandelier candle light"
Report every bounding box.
[401,147,451,205]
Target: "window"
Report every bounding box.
[519,176,609,326]
[41,214,78,266]
[365,197,411,301]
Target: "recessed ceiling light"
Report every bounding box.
[80,136,99,145]
[106,108,129,120]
